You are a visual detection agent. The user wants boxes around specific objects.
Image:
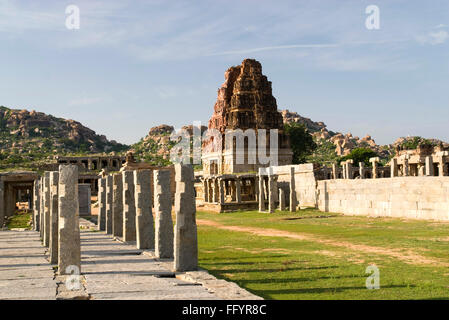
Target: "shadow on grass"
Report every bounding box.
[206,265,339,273]
[235,274,366,284]
[256,284,415,298]
[281,215,339,221]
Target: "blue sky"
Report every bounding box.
[0,0,448,145]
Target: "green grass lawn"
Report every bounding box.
[6,211,32,230]
[197,209,449,300]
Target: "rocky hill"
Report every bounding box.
[282,109,447,161]
[0,106,128,169]
[130,124,207,166]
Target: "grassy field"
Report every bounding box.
[197,209,449,300]
[6,211,32,230]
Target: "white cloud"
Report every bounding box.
[416,30,449,45]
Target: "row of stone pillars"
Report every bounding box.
[258,167,297,213]
[33,165,81,275]
[338,156,448,179]
[202,177,244,204]
[97,164,198,272]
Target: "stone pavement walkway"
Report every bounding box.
[0,227,260,300]
[0,230,56,300]
[81,231,219,300]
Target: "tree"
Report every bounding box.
[339,148,377,166]
[284,123,317,164]
[306,139,339,165]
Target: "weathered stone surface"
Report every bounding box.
[39,177,44,239]
[134,170,154,249]
[258,176,265,212]
[206,59,285,133]
[43,172,51,247]
[58,165,80,275]
[112,173,123,238]
[98,178,106,231]
[268,175,277,213]
[105,175,113,234]
[425,156,434,176]
[78,184,91,216]
[202,59,292,174]
[0,231,56,300]
[289,167,297,212]
[154,170,173,258]
[279,188,286,211]
[174,164,197,271]
[49,171,59,264]
[33,179,40,231]
[122,171,136,242]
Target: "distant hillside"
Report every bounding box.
[0,106,129,169]
[282,109,448,164]
[130,124,207,166]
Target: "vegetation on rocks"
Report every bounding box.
[0,106,129,170]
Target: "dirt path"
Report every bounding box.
[197,219,449,267]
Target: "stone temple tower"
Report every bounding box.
[202,59,292,175]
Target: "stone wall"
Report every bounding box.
[273,163,318,208]
[317,177,449,220]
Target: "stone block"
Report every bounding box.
[174,164,197,271]
[135,170,154,249]
[154,170,173,258]
[112,173,123,237]
[122,170,136,242]
[58,165,80,275]
[49,171,59,265]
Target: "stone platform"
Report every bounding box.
[0,230,56,300]
[0,227,260,300]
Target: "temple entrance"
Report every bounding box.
[0,172,38,226]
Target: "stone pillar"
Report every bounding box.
[289,167,297,212]
[418,164,425,176]
[154,170,173,258]
[391,158,398,177]
[346,160,353,179]
[235,178,242,203]
[43,172,51,247]
[58,165,80,275]
[425,156,434,176]
[268,175,277,213]
[370,157,380,179]
[203,179,209,203]
[105,175,113,234]
[49,171,59,264]
[39,177,44,239]
[332,163,337,179]
[258,175,265,212]
[218,178,225,204]
[135,170,154,250]
[0,181,4,229]
[174,164,198,272]
[112,173,123,238]
[230,181,236,201]
[403,158,409,176]
[212,179,218,203]
[341,162,347,179]
[122,170,136,242]
[208,180,213,202]
[359,162,365,179]
[33,179,40,231]
[98,178,106,231]
[439,161,446,177]
[254,177,259,202]
[279,188,286,211]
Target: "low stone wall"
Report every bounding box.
[273,164,318,208]
[317,177,449,220]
